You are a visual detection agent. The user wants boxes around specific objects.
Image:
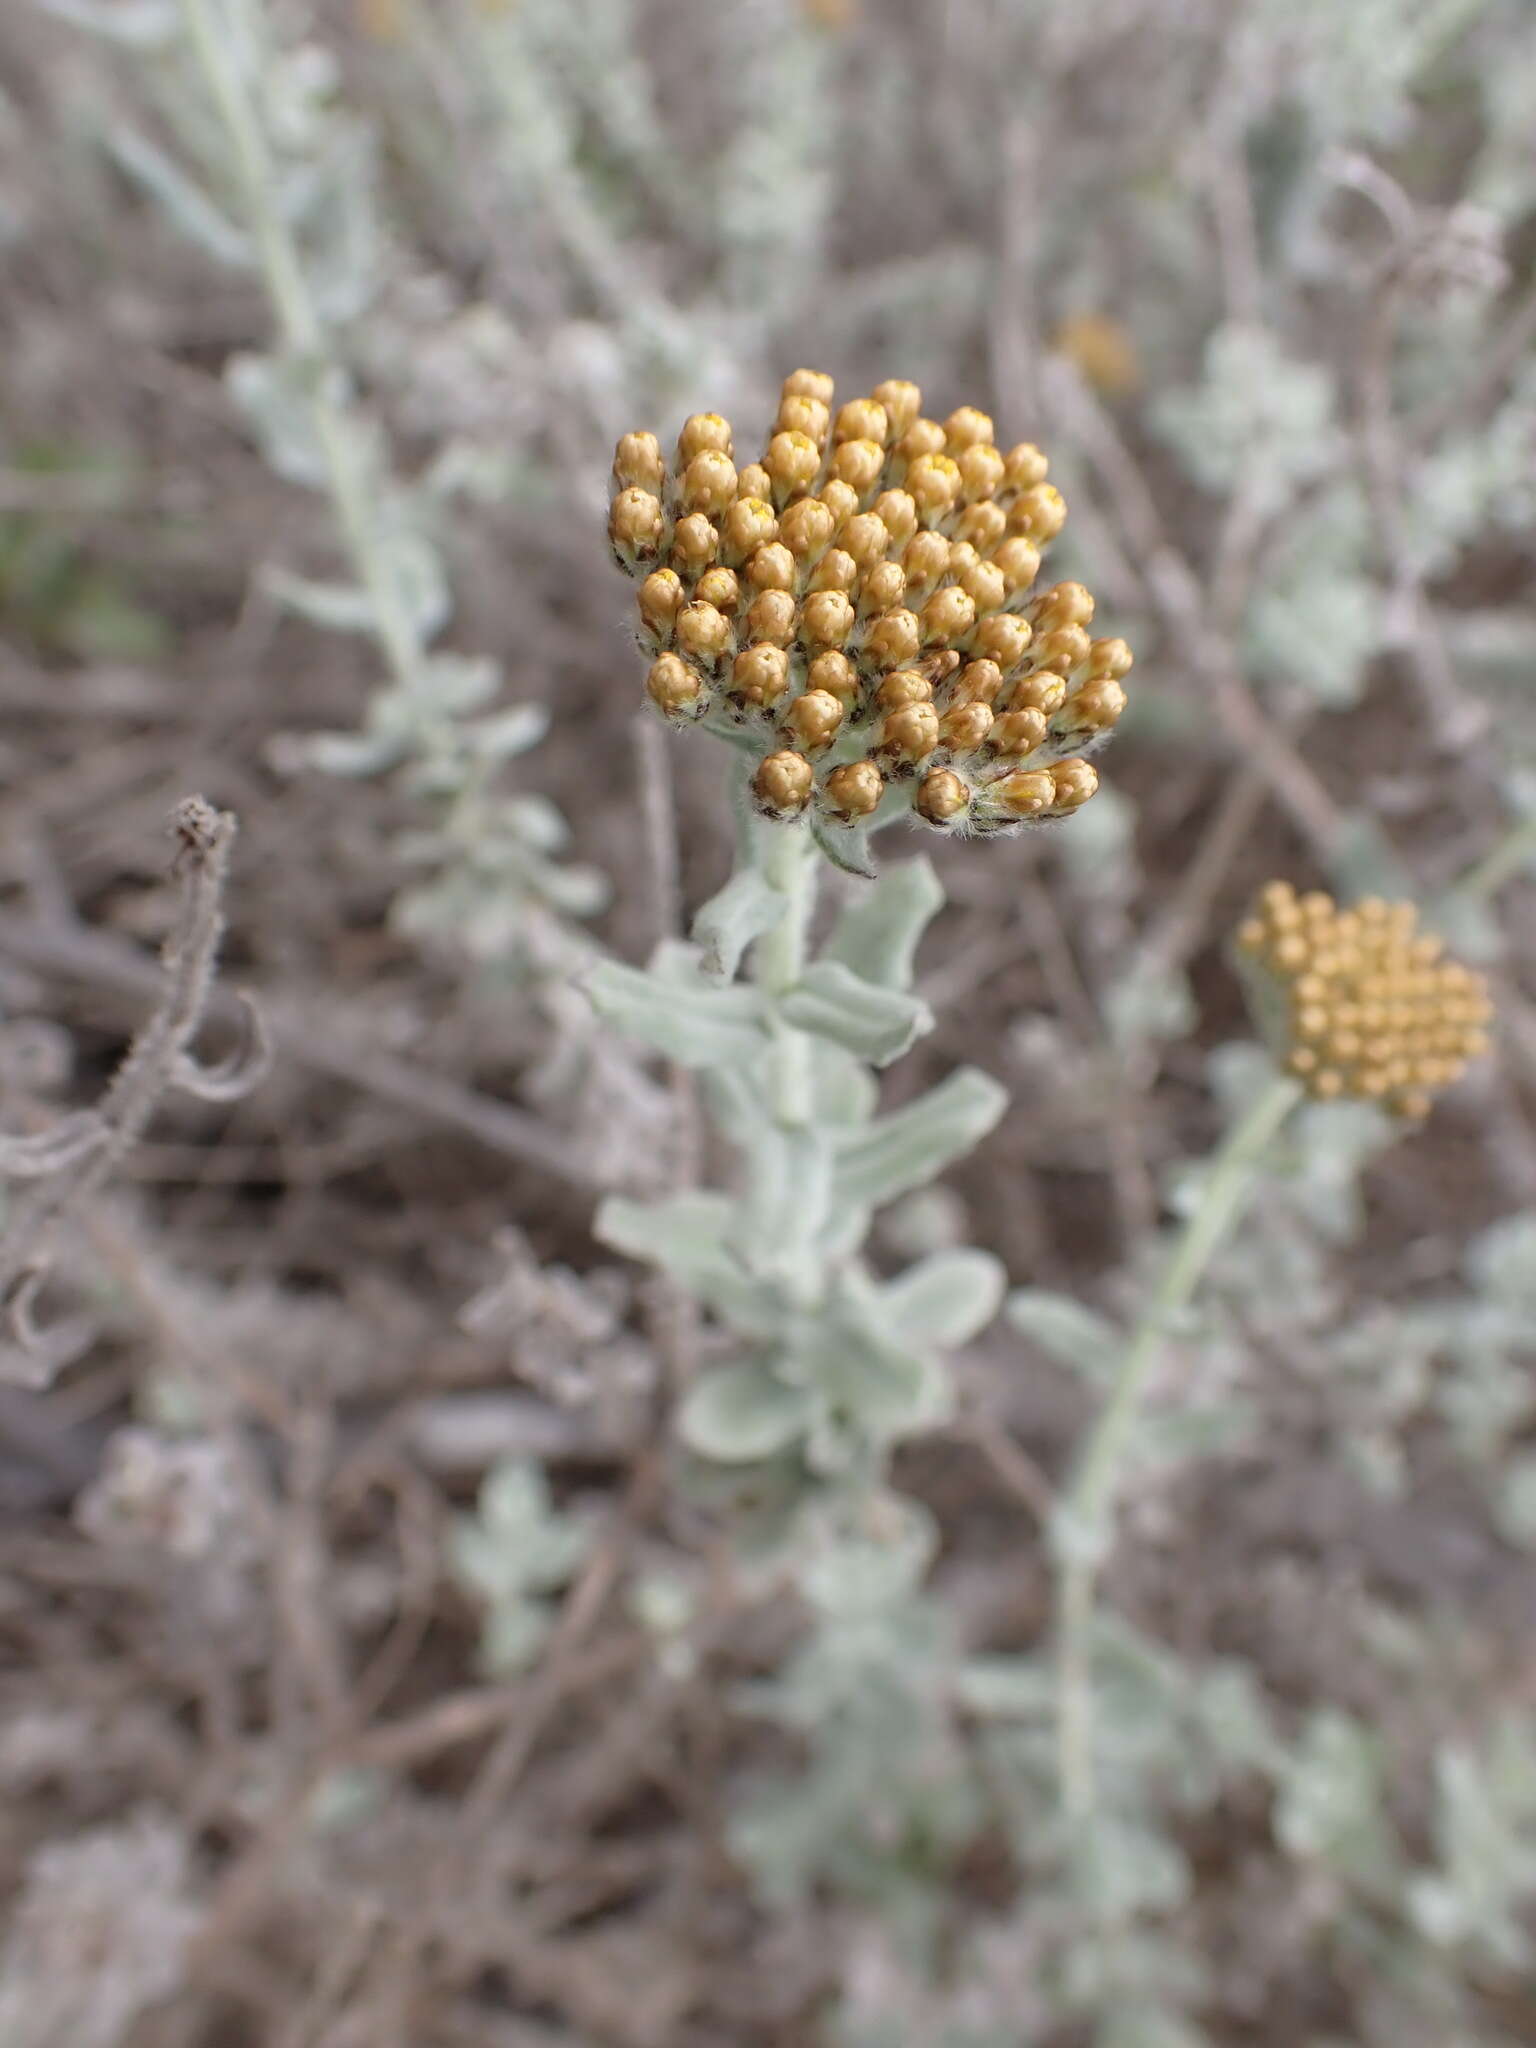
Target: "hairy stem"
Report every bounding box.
[1055,1068,1303,1829]
[753,819,817,1130]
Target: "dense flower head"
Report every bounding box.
[1236,882,1493,1119]
[608,372,1132,835]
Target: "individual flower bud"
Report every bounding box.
[678,412,734,462]
[897,418,948,464]
[810,547,858,593]
[675,600,733,667]
[1087,636,1134,680]
[840,512,890,568]
[1008,669,1067,714]
[834,397,889,445]
[610,486,665,563]
[848,551,902,615]
[830,438,885,496]
[957,560,1007,614]
[765,430,822,502]
[916,767,970,824]
[990,536,1041,595]
[784,688,846,752]
[1049,759,1099,811]
[721,496,780,565]
[671,513,718,575]
[1031,624,1092,674]
[938,701,994,752]
[872,379,922,435]
[877,669,934,712]
[990,706,1049,756]
[780,496,837,561]
[901,528,952,600]
[969,612,1032,671]
[807,650,859,706]
[1010,482,1067,542]
[746,588,798,646]
[880,701,940,763]
[957,501,1008,552]
[873,489,918,548]
[638,567,684,641]
[746,541,797,592]
[921,585,977,646]
[862,608,922,670]
[906,452,962,524]
[822,759,885,819]
[778,393,831,445]
[782,368,835,404]
[947,540,980,578]
[731,642,791,707]
[819,478,860,526]
[647,653,704,717]
[681,449,738,516]
[944,405,995,451]
[737,462,772,501]
[802,588,856,648]
[753,748,815,817]
[613,430,665,493]
[1030,580,1096,631]
[958,443,1005,502]
[1001,442,1049,493]
[694,565,741,612]
[1059,679,1127,732]
[951,658,1005,707]
[991,768,1056,817]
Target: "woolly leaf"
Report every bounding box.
[781,961,932,1066]
[832,1068,1007,1211]
[1008,1288,1121,1382]
[692,866,784,982]
[585,951,765,1067]
[823,857,944,991]
[810,813,876,879]
[263,568,375,634]
[679,1360,815,1462]
[878,1248,1005,1349]
[105,122,250,264]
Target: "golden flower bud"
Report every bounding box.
[675,600,733,666]
[807,650,859,706]
[638,567,684,640]
[906,452,962,523]
[989,536,1041,595]
[1001,442,1049,493]
[681,449,738,516]
[780,496,837,561]
[830,438,886,496]
[938,701,994,752]
[957,560,1007,615]
[819,478,860,526]
[1049,759,1100,811]
[863,608,922,670]
[765,430,822,501]
[746,541,797,592]
[898,419,948,463]
[1031,624,1092,675]
[916,767,970,824]
[1010,482,1067,542]
[944,405,995,452]
[958,443,1006,502]
[678,412,734,462]
[901,529,952,600]
[1008,669,1067,715]
[921,585,977,645]
[834,397,889,446]
[991,768,1056,817]
[784,688,846,752]
[802,588,856,648]
[947,540,980,578]
[956,501,1008,552]
[613,430,665,493]
[872,380,922,435]
[737,462,773,502]
[951,658,1005,707]
[859,560,907,614]
[810,547,858,593]
[695,565,741,612]
[753,748,815,817]
[671,513,718,574]
[783,368,835,404]
[610,486,665,560]
[990,706,1049,756]
[1087,636,1134,680]
[1030,580,1096,631]
[778,393,831,445]
[873,489,918,548]
[822,759,885,819]
[1060,679,1127,732]
[877,669,934,712]
[839,512,890,568]
[647,653,704,717]
[969,612,1032,672]
[746,588,798,646]
[731,642,791,707]
[721,496,779,565]
[880,701,940,763]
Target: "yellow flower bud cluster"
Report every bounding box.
[1235,882,1493,1119]
[607,372,1132,833]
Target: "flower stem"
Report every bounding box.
[753,818,817,1132]
[1055,1067,1303,1829]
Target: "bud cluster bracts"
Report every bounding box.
[609,372,1133,837]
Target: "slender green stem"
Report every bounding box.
[1453,813,1536,904]
[753,819,817,1131]
[1055,1068,1302,1829]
